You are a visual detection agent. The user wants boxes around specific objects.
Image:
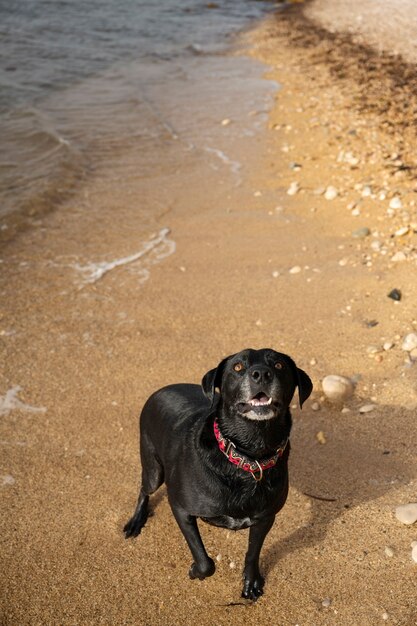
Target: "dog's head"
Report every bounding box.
[202,348,312,421]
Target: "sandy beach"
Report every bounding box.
[1,1,417,625]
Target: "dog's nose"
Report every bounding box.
[250,366,272,385]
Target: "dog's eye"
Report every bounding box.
[274,362,284,370]
[233,362,244,372]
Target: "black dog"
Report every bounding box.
[124,348,312,600]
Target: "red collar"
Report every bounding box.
[213,418,288,482]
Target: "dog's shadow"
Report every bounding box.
[263,401,413,574]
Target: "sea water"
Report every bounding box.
[0,0,276,238]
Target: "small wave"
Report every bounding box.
[71,227,176,286]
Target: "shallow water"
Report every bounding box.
[0,0,276,238]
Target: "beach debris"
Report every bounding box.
[394,226,409,237]
[324,186,338,200]
[289,265,302,274]
[395,503,417,525]
[2,475,15,486]
[389,196,403,210]
[391,251,407,262]
[388,288,402,301]
[72,228,176,285]
[359,404,376,414]
[352,227,371,239]
[322,375,354,401]
[316,431,326,444]
[287,181,300,196]
[0,386,46,417]
[402,333,417,352]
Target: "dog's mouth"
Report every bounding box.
[237,392,278,418]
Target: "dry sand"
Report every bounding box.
[1,2,417,625]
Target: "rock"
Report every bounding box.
[359,404,376,413]
[389,196,403,210]
[395,226,409,237]
[362,185,373,197]
[402,333,417,352]
[321,598,332,608]
[388,288,402,301]
[221,118,231,126]
[272,270,280,278]
[311,401,321,411]
[2,474,15,486]
[287,181,300,196]
[351,207,361,217]
[384,546,395,558]
[412,544,417,564]
[391,251,407,262]
[324,186,338,200]
[316,431,326,444]
[352,227,371,239]
[322,375,354,401]
[383,342,394,351]
[289,265,302,274]
[395,503,417,525]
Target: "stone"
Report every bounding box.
[311,401,321,411]
[395,503,417,525]
[389,196,403,210]
[359,404,376,413]
[322,375,354,401]
[395,226,409,237]
[384,546,395,557]
[388,288,401,301]
[289,265,302,274]
[383,342,394,351]
[391,251,407,262]
[321,598,332,608]
[402,333,417,352]
[287,181,300,196]
[352,227,371,239]
[412,544,417,564]
[324,186,338,200]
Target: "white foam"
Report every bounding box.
[204,147,242,182]
[72,227,175,285]
[0,386,46,416]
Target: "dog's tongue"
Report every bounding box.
[249,393,271,407]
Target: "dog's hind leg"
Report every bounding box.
[124,436,164,539]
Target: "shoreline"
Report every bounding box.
[2,3,417,625]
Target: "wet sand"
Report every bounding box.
[1,2,417,625]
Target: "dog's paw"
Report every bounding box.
[188,559,215,580]
[123,513,147,539]
[241,574,265,601]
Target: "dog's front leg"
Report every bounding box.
[172,506,215,580]
[242,515,275,600]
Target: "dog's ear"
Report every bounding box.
[201,355,233,406]
[295,366,313,408]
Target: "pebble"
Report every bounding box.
[289,265,302,274]
[316,431,326,444]
[322,374,354,401]
[391,251,407,262]
[412,544,417,564]
[311,401,321,411]
[2,474,15,486]
[394,226,409,237]
[389,196,403,210]
[272,270,280,278]
[395,503,417,525]
[384,546,395,558]
[387,288,401,301]
[402,333,417,352]
[321,598,332,608]
[324,186,338,200]
[362,185,373,197]
[352,227,370,239]
[287,181,300,196]
[359,404,376,414]
[221,118,231,126]
[351,207,361,216]
[383,342,394,351]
